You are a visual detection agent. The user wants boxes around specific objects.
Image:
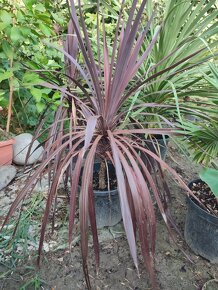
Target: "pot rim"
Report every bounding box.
[78,185,118,197]
[187,178,218,221]
[0,138,15,147]
[150,134,170,140]
[202,279,218,290]
[93,187,118,197]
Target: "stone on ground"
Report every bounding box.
[13,133,44,165]
[0,165,17,190]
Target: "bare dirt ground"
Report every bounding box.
[0,142,217,290]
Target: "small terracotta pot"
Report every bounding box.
[0,139,15,165]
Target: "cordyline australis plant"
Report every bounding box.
[2,0,207,289]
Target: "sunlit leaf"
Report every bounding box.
[30,88,42,102]
[39,23,52,36]
[23,0,37,8]
[200,168,218,198]
[0,10,12,25]
[52,91,60,100]
[34,3,46,12]
[0,71,13,83]
[10,27,23,43]
[36,102,46,113]
[0,22,9,31]
[22,73,43,86]
[2,40,13,59]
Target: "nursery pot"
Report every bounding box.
[0,139,15,166]
[140,135,169,168]
[146,134,169,160]
[184,179,218,263]
[80,162,122,229]
[202,279,218,290]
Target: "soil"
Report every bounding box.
[190,181,218,217]
[0,142,218,290]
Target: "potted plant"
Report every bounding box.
[124,0,218,160]
[181,60,218,262]
[0,134,15,166]
[0,107,15,165]
[185,167,218,263]
[202,279,218,290]
[1,1,215,289]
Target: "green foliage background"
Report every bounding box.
[0,0,68,131]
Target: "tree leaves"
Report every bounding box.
[36,102,46,113]
[39,23,52,37]
[19,27,31,37]
[23,0,37,9]
[34,3,46,13]
[30,88,42,102]
[22,73,44,86]
[10,27,23,43]
[0,71,13,83]
[0,22,9,31]
[200,168,218,198]
[2,40,13,59]
[0,10,12,25]
[0,0,67,132]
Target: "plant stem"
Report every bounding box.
[6,57,14,133]
[6,3,15,133]
[99,161,106,190]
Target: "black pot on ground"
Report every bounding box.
[146,134,169,160]
[80,162,122,229]
[202,279,218,290]
[184,179,218,263]
[140,135,169,169]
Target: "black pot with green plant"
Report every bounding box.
[185,168,218,263]
[1,1,217,289]
[183,108,218,263]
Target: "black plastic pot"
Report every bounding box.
[202,279,218,290]
[184,179,218,263]
[80,162,122,229]
[146,134,169,160]
[93,186,121,229]
[140,135,169,169]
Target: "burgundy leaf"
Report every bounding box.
[107,130,138,270]
[80,136,102,289]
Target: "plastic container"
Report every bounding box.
[94,187,121,229]
[202,279,218,290]
[140,135,169,170]
[184,179,218,263]
[146,134,169,160]
[80,162,122,229]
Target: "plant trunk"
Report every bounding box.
[99,161,106,190]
